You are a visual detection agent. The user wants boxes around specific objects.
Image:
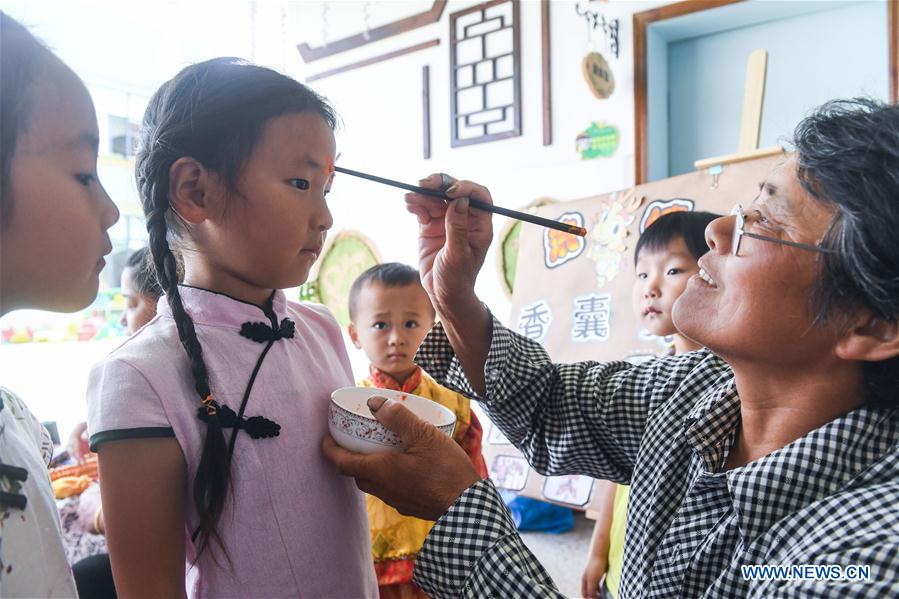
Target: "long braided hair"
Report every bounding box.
[134,58,336,555]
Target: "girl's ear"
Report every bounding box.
[168,157,212,224]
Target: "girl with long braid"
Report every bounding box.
[86,58,377,598]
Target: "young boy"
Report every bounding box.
[348,262,488,599]
[582,209,720,599]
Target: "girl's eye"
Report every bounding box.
[289,179,310,190]
[75,173,95,186]
[405,321,418,329]
[372,322,386,330]
[666,268,683,276]
[636,272,647,280]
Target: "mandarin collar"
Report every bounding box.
[156,285,290,330]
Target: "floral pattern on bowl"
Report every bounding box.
[328,387,456,454]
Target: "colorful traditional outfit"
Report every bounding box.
[360,365,488,599]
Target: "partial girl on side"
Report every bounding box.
[0,12,119,596]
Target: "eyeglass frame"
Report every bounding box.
[731,204,837,257]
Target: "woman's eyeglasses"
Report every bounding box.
[731,204,837,257]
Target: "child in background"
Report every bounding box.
[86,59,376,597]
[0,12,119,595]
[347,263,488,599]
[581,209,720,599]
[119,246,163,335]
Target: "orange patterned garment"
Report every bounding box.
[360,366,488,596]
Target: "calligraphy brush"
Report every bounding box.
[333,166,587,237]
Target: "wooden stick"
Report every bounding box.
[333,166,587,237]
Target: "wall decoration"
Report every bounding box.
[422,65,432,159]
[581,52,615,99]
[639,198,695,233]
[571,293,612,343]
[586,190,643,289]
[496,198,557,298]
[489,455,529,491]
[449,0,521,147]
[516,300,552,343]
[542,475,594,507]
[576,121,619,159]
[296,0,448,62]
[299,230,381,327]
[541,0,552,145]
[306,39,440,83]
[575,2,620,59]
[543,211,586,269]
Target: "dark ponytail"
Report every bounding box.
[135,58,336,556]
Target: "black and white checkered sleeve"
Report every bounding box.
[417,314,703,482]
[413,478,563,598]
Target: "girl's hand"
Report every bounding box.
[580,554,608,599]
[67,421,90,464]
[322,396,480,521]
[404,175,493,315]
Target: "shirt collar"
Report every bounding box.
[368,365,423,394]
[683,375,741,472]
[156,285,290,330]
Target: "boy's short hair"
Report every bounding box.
[126,247,163,299]
[348,262,429,322]
[634,208,722,264]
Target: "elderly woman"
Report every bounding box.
[324,99,899,598]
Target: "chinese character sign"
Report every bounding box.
[517,300,553,343]
[571,293,611,342]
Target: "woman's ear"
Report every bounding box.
[835,312,899,363]
[168,157,211,225]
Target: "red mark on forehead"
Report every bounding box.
[326,157,335,175]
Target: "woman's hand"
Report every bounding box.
[322,396,480,521]
[404,175,494,314]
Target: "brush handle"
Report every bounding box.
[333,166,586,237]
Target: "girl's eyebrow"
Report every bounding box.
[65,132,99,152]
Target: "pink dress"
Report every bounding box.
[87,286,377,598]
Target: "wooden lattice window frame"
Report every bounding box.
[449,0,522,147]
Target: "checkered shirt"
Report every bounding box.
[412,316,899,598]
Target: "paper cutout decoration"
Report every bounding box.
[516,300,553,343]
[298,230,380,326]
[543,212,586,269]
[587,190,643,289]
[581,52,615,99]
[497,198,557,298]
[490,455,529,491]
[487,423,512,445]
[542,475,594,507]
[576,122,619,160]
[639,198,695,233]
[571,293,612,343]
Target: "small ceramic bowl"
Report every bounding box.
[329,386,456,454]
